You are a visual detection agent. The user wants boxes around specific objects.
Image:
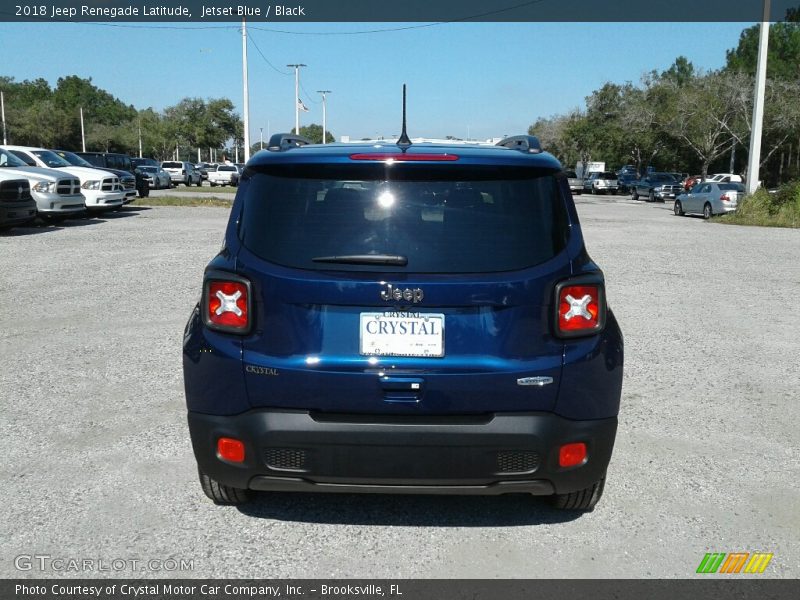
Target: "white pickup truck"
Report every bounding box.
[207,164,239,187]
[0,147,85,220]
[4,145,124,212]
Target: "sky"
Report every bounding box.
[0,21,754,142]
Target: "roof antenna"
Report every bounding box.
[397,84,412,150]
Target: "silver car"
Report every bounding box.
[565,170,583,195]
[138,166,172,189]
[674,182,743,219]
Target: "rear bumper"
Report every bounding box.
[188,409,617,495]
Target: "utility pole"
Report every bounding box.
[1,91,7,144]
[138,117,143,158]
[287,64,306,135]
[746,0,770,195]
[80,107,86,152]
[317,90,331,143]
[259,127,263,150]
[242,18,251,163]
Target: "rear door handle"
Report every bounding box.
[380,376,425,403]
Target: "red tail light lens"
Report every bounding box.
[559,442,587,467]
[217,437,245,463]
[203,277,251,333]
[555,280,606,338]
[720,193,730,201]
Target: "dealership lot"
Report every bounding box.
[1,198,798,578]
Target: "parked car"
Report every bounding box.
[630,172,682,202]
[564,170,583,195]
[583,171,619,195]
[137,165,172,189]
[130,157,160,169]
[617,173,639,195]
[207,164,239,187]
[195,162,215,181]
[3,145,124,213]
[708,173,743,183]
[52,149,135,204]
[161,161,202,186]
[0,147,85,220]
[0,171,38,229]
[183,133,623,510]
[684,174,704,191]
[674,182,743,219]
[75,151,149,200]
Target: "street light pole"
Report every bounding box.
[746,0,770,195]
[260,127,263,150]
[1,91,7,145]
[242,18,251,162]
[80,107,86,152]
[287,64,306,135]
[317,90,331,144]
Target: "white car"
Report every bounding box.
[161,161,202,186]
[3,145,125,212]
[207,164,238,186]
[0,147,85,219]
[708,173,744,183]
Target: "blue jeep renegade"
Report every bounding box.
[183,133,623,510]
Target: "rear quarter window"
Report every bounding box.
[238,164,568,274]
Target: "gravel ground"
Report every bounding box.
[1,198,798,579]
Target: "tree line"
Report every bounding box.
[529,22,800,185]
[0,75,245,161]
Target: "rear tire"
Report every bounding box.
[674,200,684,216]
[198,468,252,505]
[631,190,638,201]
[550,476,605,511]
[703,203,712,219]
[648,191,655,203]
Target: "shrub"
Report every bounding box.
[718,180,800,228]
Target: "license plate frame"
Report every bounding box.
[359,312,445,358]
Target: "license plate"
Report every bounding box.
[360,312,444,357]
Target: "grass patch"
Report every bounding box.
[717,180,800,228]
[137,196,232,207]
[167,185,238,193]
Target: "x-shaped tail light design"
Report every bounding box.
[215,289,243,317]
[563,294,593,321]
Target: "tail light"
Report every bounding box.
[554,277,606,338]
[559,442,587,467]
[720,193,730,201]
[217,437,245,463]
[201,272,252,334]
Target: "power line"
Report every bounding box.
[246,32,292,76]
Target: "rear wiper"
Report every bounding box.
[312,254,408,266]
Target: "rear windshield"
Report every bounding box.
[162,162,182,169]
[564,171,577,178]
[239,165,567,273]
[598,172,617,179]
[719,183,744,192]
